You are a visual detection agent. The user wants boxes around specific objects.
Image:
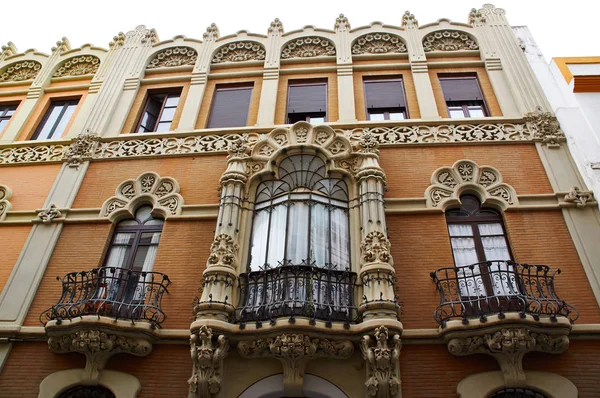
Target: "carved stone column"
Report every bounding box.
[238,333,354,397]
[360,326,402,398]
[256,19,283,126]
[188,326,229,398]
[334,14,356,123]
[356,134,398,320]
[195,137,248,321]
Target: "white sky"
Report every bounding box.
[1,0,597,62]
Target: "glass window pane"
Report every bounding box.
[6,108,16,116]
[481,236,511,261]
[389,112,405,120]
[155,122,171,132]
[0,119,8,132]
[309,116,325,123]
[448,224,473,237]
[478,223,504,236]
[448,107,465,119]
[468,106,485,117]
[249,210,269,271]
[368,112,385,121]
[330,208,350,269]
[50,104,77,138]
[287,202,309,264]
[165,95,180,107]
[36,105,63,140]
[266,204,287,268]
[105,232,135,269]
[159,107,176,122]
[450,237,479,267]
[131,232,161,272]
[310,203,328,267]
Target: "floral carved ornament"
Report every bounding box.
[53,55,100,77]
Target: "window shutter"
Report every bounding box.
[439,77,484,101]
[364,79,406,108]
[287,84,327,114]
[207,86,253,128]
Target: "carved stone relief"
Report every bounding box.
[524,107,566,148]
[53,55,101,77]
[401,11,418,29]
[238,333,354,396]
[207,234,238,268]
[37,204,63,224]
[360,326,402,397]
[281,37,336,59]
[564,186,594,207]
[188,326,229,398]
[0,184,12,221]
[425,160,518,208]
[100,172,184,219]
[351,33,407,55]
[423,30,479,52]
[212,41,266,64]
[361,231,393,265]
[64,129,99,168]
[147,46,198,69]
[0,60,42,82]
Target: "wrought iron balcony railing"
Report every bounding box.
[236,264,359,328]
[40,267,171,328]
[430,261,578,327]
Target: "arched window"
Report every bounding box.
[445,195,514,297]
[58,385,116,398]
[489,387,548,398]
[248,154,350,271]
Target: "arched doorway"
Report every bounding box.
[238,374,348,398]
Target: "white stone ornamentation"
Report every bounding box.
[188,326,229,398]
[423,30,479,52]
[351,33,407,55]
[0,184,13,221]
[53,55,101,77]
[100,172,184,220]
[207,234,238,268]
[281,37,335,59]
[361,231,393,265]
[147,46,198,69]
[564,186,594,208]
[361,326,402,397]
[401,11,418,28]
[524,107,566,148]
[425,160,518,209]
[0,60,42,82]
[37,204,63,224]
[64,130,99,168]
[212,41,266,64]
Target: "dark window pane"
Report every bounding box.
[287,83,327,116]
[136,91,181,133]
[439,77,484,101]
[207,86,253,128]
[364,79,406,108]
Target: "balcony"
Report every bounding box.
[430,261,578,328]
[236,264,359,328]
[40,266,171,329]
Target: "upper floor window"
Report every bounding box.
[207,84,253,128]
[248,154,349,271]
[439,76,488,118]
[136,91,181,133]
[0,104,18,133]
[287,81,327,124]
[32,99,79,140]
[363,77,408,120]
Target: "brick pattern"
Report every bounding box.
[0,225,31,293]
[380,144,553,198]
[0,163,61,210]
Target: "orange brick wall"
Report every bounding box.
[380,144,553,198]
[0,164,61,210]
[0,225,31,294]
[72,156,226,208]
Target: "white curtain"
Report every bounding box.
[479,223,516,295]
[102,232,133,301]
[310,203,328,267]
[134,232,162,302]
[287,202,309,264]
[267,205,287,267]
[330,208,350,269]
[249,210,269,271]
[448,224,485,296]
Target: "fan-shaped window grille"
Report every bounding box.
[248,154,350,271]
[489,388,548,398]
[58,385,116,398]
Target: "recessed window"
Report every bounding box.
[287,81,327,124]
[439,76,488,118]
[32,99,79,140]
[364,77,408,120]
[0,104,18,133]
[207,84,253,128]
[136,91,181,133]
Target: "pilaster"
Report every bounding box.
[334,15,356,123]
[178,24,220,131]
[256,19,283,126]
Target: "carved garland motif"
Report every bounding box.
[0,60,42,82]
[212,41,266,64]
[188,326,229,398]
[53,55,101,77]
[147,46,197,69]
[281,37,335,59]
[64,130,99,168]
[351,33,407,55]
[0,184,12,221]
[425,160,517,208]
[361,326,402,398]
[207,234,239,268]
[361,231,393,265]
[100,172,184,218]
[423,30,479,52]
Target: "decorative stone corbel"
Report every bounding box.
[447,327,569,386]
[188,326,229,398]
[238,334,354,397]
[36,204,63,224]
[525,106,566,148]
[564,186,594,208]
[360,326,402,397]
[64,129,99,168]
[0,184,13,221]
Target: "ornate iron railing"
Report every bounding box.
[40,267,171,328]
[430,261,578,327]
[236,264,359,328]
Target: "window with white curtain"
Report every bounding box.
[248,154,350,271]
[446,195,515,297]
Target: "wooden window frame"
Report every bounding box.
[439,75,490,119]
[105,219,164,273]
[31,99,80,140]
[134,89,182,133]
[206,83,254,129]
[0,103,18,132]
[286,80,328,124]
[363,76,409,120]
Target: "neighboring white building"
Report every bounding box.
[514,26,600,206]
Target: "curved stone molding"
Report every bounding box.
[351,33,407,55]
[188,326,229,398]
[0,60,42,82]
[53,55,100,77]
[100,172,184,221]
[147,46,197,69]
[422,30,479,52]
[238,333,354,396]
[281,36,336,59]
[360,326,402,398]
[425,160,518,209]
[212,41,266,64]
[0,184,12,221]
[39,369,142,398]
[524,107,566,148]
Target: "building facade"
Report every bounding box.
[0,4,599,398]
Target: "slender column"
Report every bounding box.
[334,14,356,123]
[256,19,283,127]
[402,12,439,119]
[195,138,248,321]
[0,38,71,143]
[177,24,220,131]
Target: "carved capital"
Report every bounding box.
[360,326,402,397]
[238,334,353,396]
[269,18,284,35]
[335,14,351,32]
[401,11,418,29]
[525,107,565,148]
[564,186,593,208]
[203,24,220,41]
[0,185,13,221]
[361,231,393,265]
[469,8,486,25]
[188,326,229,398]
[207,234,239,268]
[37,204,63,224]
[227,135,251,159]
[357,132,380,154]
[64,129,99,168]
